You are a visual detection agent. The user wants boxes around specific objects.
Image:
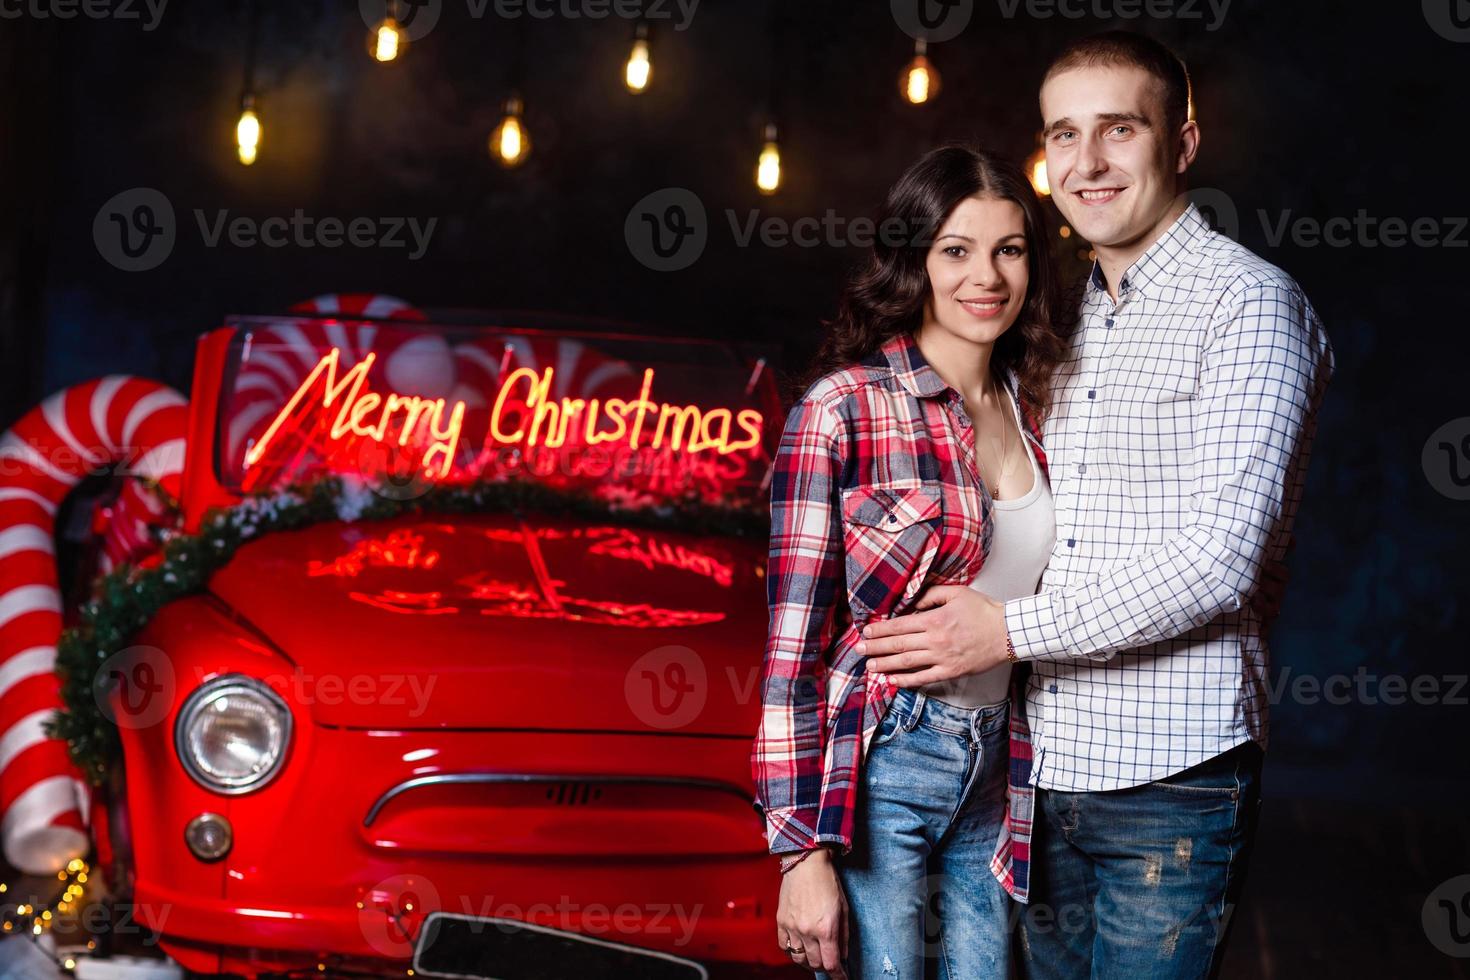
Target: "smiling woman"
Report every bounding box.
[752,143,1067,980]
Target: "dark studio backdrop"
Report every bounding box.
[1,0,1467,974]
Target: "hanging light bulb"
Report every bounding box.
[1026,142,1049,197]
[755,123,781,196]
[624,22,651,93]
[236,93,261,166]
[368,7,407,63]
[490,95,531,168]
[900,38,940,105]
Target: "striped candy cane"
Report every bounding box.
[0,377,187,874]
[288,293,427,321]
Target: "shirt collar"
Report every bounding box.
[870,329,1022,402]
[874,330,949,399]
[1085,202,1211,300]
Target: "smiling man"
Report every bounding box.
[860,31,1334,977]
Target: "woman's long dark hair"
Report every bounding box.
[806,144,1066,415]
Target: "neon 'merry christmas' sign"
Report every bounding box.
[490,366,763,454]
[243,347,766,480]
[244,349,466,478]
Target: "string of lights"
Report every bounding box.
[221,7,1083,202]
[0,857,92,949]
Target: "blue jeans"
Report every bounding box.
[816,686,1013,980]
[1019,741,1264,979]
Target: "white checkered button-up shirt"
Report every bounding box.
[1004,203,1334,792]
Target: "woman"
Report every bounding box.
[751,144,1066,979]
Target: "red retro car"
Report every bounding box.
[79,312,803,978]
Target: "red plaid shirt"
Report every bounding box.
[751,329,1046,902]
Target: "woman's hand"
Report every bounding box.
[776,848,849,977]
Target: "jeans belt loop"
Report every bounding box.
[906,689,926,731]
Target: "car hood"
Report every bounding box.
[206,511,770,735]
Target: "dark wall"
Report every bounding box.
[1,1,1466,799]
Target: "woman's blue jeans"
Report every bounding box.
[816,685,1014,980]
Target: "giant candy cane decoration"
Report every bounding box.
[0,377,187,874]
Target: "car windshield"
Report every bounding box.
[214,316,778,507]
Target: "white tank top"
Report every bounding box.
[922,387,1055,708]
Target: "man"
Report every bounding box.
[859,30,1333,978]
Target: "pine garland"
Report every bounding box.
[45,475,769,784]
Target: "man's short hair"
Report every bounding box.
[1043,31,1192,135]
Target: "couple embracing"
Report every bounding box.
[751,30,1334,980]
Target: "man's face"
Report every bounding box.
[1040,64,1188,252]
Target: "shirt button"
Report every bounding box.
[1105,318,1115,328]
[1066,538,1075,548]
[1048,684,1058,694]
[1087,389,1096,399]
[1077,463,1088,474]
[1194,614,1209,626]
[887,514,898,523]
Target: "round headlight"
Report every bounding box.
[175,676,292,794]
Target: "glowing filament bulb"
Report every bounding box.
[625,25,651,93]
[1027,145,1049,197]
[236,96,261,166]
[756,124,781,196]
[370,17,405,62]
[491,96,531,168]
[901,40,939,105]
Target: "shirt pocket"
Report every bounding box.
[839,483,943,623]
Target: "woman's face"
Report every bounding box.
[922,195,1030,345]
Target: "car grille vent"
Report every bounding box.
[544,782,603,806]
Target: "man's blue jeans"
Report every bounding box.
[1019,741,1264,979]
[816,686,1014,980]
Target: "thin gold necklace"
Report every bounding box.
[975,374,1014,500]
